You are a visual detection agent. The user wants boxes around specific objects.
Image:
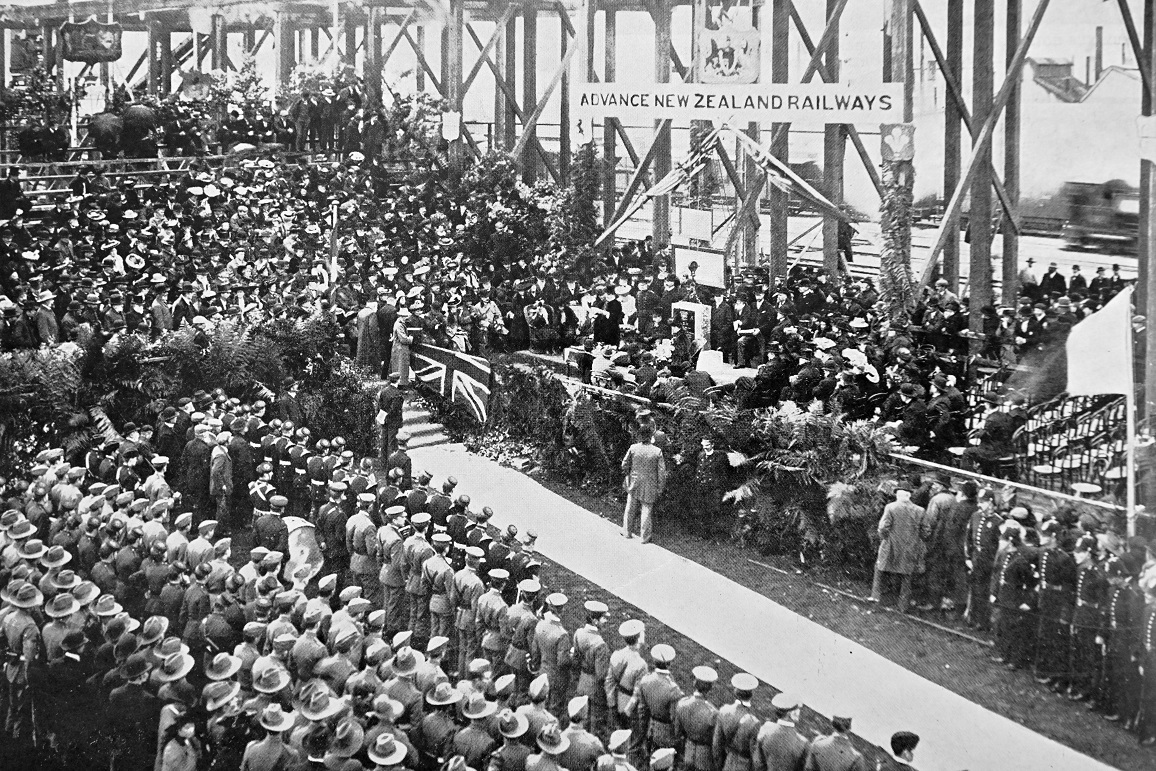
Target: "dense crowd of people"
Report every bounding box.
[0,145,1146,769]
[866,470,1156,749]
[0,384,932,771]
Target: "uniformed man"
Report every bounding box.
[673,666,719,771]
[348,492,383,605]
[2,581,44,740]
[964,493,1002,631]
[990,526,1035,670]
[573,600,612,740]
[449,545,487,678]
[423,533,456,642]
[504,578,540,691]
[249,462,277,526]
[388,434,413,491]
[711,673,759,771]
[631,644,683,761]
[598,729,638,771]
[753,693,808,771]
[528,723,571,771]
[140,455,173,504]
[1033,520,1077,689]
[477,568,512,669]
[254,496,290,557]
[186,519,217,569]
[1137,582,1156,745]
[1067,535,1106,702]
[802,715,865,771]
[559,695,606,771]
[531,592,573,718]
[606,620,648,732]
[518,674,559,742]
[1100,556,1143,724]
[418,681,462,768]
[403,512,435,645]
[490,709,533,771]
[379,505,409,636]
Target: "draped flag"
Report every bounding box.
[595,126,721,247]
[1066,286,1134,396]
[412,343,494,423]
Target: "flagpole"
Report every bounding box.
[1127,288,1137,537]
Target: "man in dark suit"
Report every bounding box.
[378,373,405,461]
[709,291,737,364]
[1088,267,1110,301]
[181,425,213,526]
[388,434,414,491]
[376,293,399,378]
[275,376,306,427]
[1068,265,1088,295]
[1038,262,1067,298]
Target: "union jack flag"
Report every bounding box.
[411,343,494,423]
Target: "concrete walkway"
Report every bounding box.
[408,438,1118,771]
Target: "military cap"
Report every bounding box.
[174,512,193,529]
[318,574,338,593]
[129,498,148,513]
[114,491,134,507]
[493,673,517,697]
[213,538,232,556]
[411,512,432,526]
[488,568,510,581]
[347,597,372,616]
[583,600,608,615]
[339,586,363,603]
[691,666,718,684]
[357,492,375,505]
[464,546,485,560]
[249,546,270,562]
[568,695,590,719]
[618,620,644,638]
[256,462,273,474]
[498,709,529,739]
[302,607,323,627]
[366,609,386,629]
[528,674,550,700]
[545,593,568,609]
[650,644,676,665]
[432,532,452,545]
[198,520,218,534]
[243,621,268,639]
[518,579,541,593]
[770,692,799,711]
[608,729,632,753]
[328,481,348,493]
[651,748,676,771]
[332,626,359,651]
[385,505,407,517]
[426,635,450,655]
[151,455,170,466]
[392,630,414,650]
[731,673,759,692]
[269,495,289,508]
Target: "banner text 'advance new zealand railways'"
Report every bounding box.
[576,83,904,124]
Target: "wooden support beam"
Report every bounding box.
[147,25,161,95]
[277,13,296,92]
[416,26,425,91]
[918,0,1052,287]
[464,22,555,173]
[510,43,579,161]
[603,6,618,228]
[559,10,571,181]
[345,13,359,67]
[607,120,672,228]
[942,0,962,289]
[653,0,672,246]
[243,29,256,54]
[503,12,516,150]
[769,0,789,286]
[968,0,995,331]
[160,29,173,95]
[462,6,516,96]
[211,14,227,72]
[523,4,538,183]
[401,27,442,95]
[379,10,416,71]
[1116,0,1153,104]
[1002,0,1022,305]
[366,8,382,106]
[448,0,465,172]
[1143,0,1156,431]
[821,0,843,276]
[911,0,1017,233]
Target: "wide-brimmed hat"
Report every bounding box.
[52,569,81,591]
[41,545,71,569]
[537,725,570,755]
[330,718,365,758]
[389,648,423,676]
[139,616,169,646]
[155,651,195,683]
[18,538,47,561]
[205,652,242,681]
[497,709,529,738]
[253,665,291,694]
[300,689,344,721]
[204,680,241,711]
[3,580,43,609]
[92,594,123,617]
[44,592,79,618]
[258,704,296,732]
[426,681,462,706]
[71,580,100,606]
[367,733,409,766]
[462,694,497,720]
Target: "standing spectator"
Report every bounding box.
[621,426,667,544]
[888,731,920,770]
[209,432,233,532]
[918,474,970,613]
[710,290,737,364]
[1038,262,1067,298]
[159,715,202,771]
[377,373,405,462]
[869,483,926,612]
[990,527,1036,671]
[803,715,866,771]
[391,307,415,387]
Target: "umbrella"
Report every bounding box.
[122,103,157,130]
[89,112,123,143]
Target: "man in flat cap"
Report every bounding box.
[712,673,759,771]
[448,545,486,677]
[803,715,865,771]
[531,592,573,718]
[573,600,611,738]
[379,504,410,636]
[606,620,648,733]
[630,644,683,761]
[753,692,808,771]
[673,666,719,771]
[560,695,606,771]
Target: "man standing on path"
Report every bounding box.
[869,483,925,613]
[621,426,667,544]
[377,374,405,463]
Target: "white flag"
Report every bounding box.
[1066,286,1134,396]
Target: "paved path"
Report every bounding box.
[407,419,1117,771]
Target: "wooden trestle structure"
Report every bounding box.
[1,0,1155,421]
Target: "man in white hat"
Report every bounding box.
[518,674,558,740]
[606,620,648,731]
[673,666,719,771]
[598,729,637,771]
[753,692,808,771]
[559,695,605,771]
[448,545,487,677]
[630,644,683,759]
[477,568,511,668]
[531,593,573,717]
[711,673,759,771]
[573,600,611,738]
[378,504,409,636]
[422,533,456,641]
[504,578,540,692]
[404,512,435,643]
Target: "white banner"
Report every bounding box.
[674,246,726,289]
[576,83,903,123]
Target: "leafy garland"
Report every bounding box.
[878,159,916,321]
